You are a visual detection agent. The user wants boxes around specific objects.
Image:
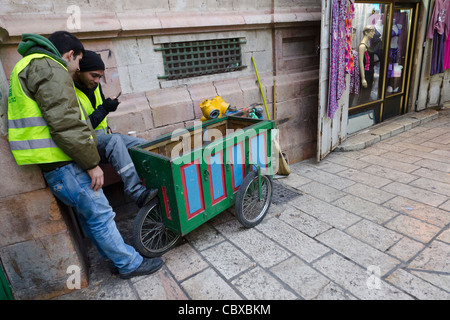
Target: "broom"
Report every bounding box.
[251,57,290,176]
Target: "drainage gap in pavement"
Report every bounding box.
[271,181,302,205]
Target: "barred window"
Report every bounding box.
[156,38,247,80]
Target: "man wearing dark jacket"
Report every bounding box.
[72,50,157,208]
[7,32,162,279]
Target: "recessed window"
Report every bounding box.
[156,38,246,80]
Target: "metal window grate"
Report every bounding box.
[156,38,246,80]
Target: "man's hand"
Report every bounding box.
[87,165,104,191]
[103,98,119,112]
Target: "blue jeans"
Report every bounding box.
[43,162,143,274]
[96,133,148,203]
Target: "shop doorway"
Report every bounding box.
[383,5,419,120]
[317,0,419,161]
[348,2,419,132]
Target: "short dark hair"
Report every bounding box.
[48,31,85,57]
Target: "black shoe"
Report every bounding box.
[136,188,158,208]
[119,257,163,279]
[109,265,119,275]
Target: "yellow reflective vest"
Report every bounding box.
[8,53,87,165]
[75,85,108,135]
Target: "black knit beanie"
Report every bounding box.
[79,50,105,72]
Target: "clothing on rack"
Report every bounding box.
[444,0,450,69]
[428,0,450,74]
[388,48,401,77]
[345,1,355,73]
[329,0,353,119]
[427,0,450,40]
[392,24,402,37]
[444,29,450,69]
[349,50,360,94]
[371,27,383,60]
[432,30,446,75]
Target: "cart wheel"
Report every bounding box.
[235,170,273,228]
[132,197,181,257]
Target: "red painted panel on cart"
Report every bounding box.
[180,160,205,219]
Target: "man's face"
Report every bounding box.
[66,51,83,75]
[77,70,104,89]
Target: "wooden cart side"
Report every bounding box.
[229,120,275,178]
[170,120,275,236]
[129,147,182,234]
[171,143,235,236]
[129,117,275,238]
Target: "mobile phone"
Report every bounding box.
[114,92,122,99]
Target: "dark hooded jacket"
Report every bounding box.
[15,33,100,171]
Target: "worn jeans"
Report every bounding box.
[96,133,148,203]
[43,162,143,274]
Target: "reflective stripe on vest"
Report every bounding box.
[74,85,108,135]
[8,53,86,165]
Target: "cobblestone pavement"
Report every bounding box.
[57,109,450,300]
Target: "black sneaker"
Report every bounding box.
[110,265,119,275]
[136,188,158,208]
[119,257,163,279]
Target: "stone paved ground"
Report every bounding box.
[57,109,450,300]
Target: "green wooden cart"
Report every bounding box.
[129,116,275,257]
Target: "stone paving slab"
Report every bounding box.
[56,109,450,301]
[336,109,439,152]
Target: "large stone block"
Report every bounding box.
[147,87,194,127]
[239,76,265,109]
[0,189,67,247]
[213,78,244,108]
[128,63,161,93]
[107,93,154,134]
[143,122,186,142]
[187,82,218,120]
[274,74,301,102]
[0,188,88,299]
[112,38,141,66]
[0,135,46,198]
[1,231,88,300]
[276,98,302,122]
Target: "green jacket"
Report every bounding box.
[14,34,100,171]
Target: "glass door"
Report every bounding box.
[348,2,391,133]
[348,1,418,132]
[382,5,418,120]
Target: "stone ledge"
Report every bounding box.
[0,9,321,44]
[335,109,439,152]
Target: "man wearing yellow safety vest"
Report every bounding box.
[7,32,162,279]
[72,50,157,209]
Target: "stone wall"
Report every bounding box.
[0,0,320,299]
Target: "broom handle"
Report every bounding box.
[251,57,271,120]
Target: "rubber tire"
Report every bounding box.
[235,170,273,228]
[132,197,181,257]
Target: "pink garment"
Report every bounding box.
[444,31,450,69]
[349,50,360,95]
[328,0,348,119]
[444,0,450,69]
[345,2,355,73]
[427,0,450,39]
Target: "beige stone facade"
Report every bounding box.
[0,0,321,299]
